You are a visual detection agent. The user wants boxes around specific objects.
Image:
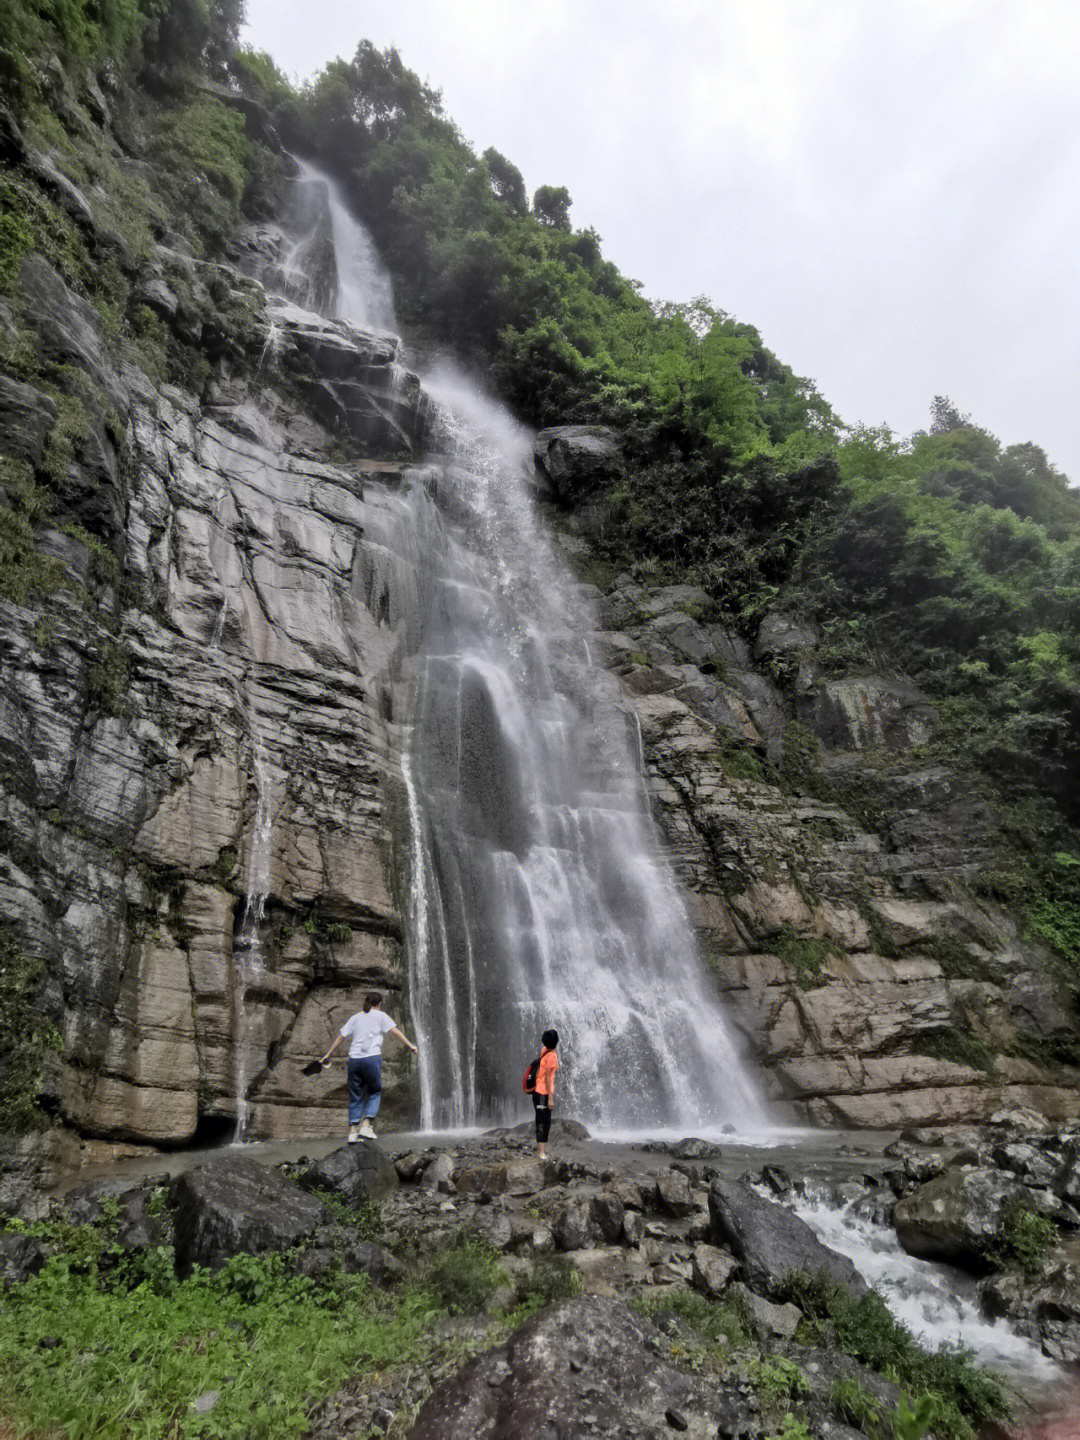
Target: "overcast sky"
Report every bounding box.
[243,1,1080,481]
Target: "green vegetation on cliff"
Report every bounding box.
[218,40,1080,848]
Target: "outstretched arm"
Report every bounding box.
[320,1034,344,1064]
[390,1027,419,1054]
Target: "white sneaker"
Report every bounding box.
[347,1125,359,1144]
[358,1120,376,1139]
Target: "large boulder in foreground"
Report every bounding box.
[170,1156,331,1276]
[893,1166,1036,1272]
[533,425,621,505]
[297,1143,398,1207]
[408,1297,716,1439]
[708,1177,869,1301]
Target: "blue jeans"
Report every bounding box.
[347,1056,382,1125]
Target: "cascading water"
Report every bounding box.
[794,1189,1064,1399]
[291,159,766,1135]
[232,725,277,1142]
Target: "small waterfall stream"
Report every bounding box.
[232,720,278,1142]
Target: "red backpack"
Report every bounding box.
[522,1055,541,1093]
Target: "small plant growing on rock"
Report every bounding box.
[992,1198,1057,1274]
[773,923,830,990]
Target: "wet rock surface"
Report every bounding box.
[170,1154,331,1275]
[296,1142,399,1206]
[409,1297,718,1439]
[710,1176,869,1301]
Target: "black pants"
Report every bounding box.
[533,1093,552,1143]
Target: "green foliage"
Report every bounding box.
[0,169,85,292]
[890,1393,941,1440]
[922,933,984,979]
[910,1027,996,1074]
[0,0,144,109]
[0,496,69,606]
[87,636,130,715]
[992,1198,1057,1275]
[513,1254,581,1314]
[783,1273,1008,1440]
[0,927,62,1134]
[423,1230,504,1315]
[324,921,352,943]
[311,1191,382,1241]
[773,922,830,990]
[765,1414,813,1440]
[0,1247,445,1439]
[751,1356,812,1406]
[631,1287,752,1350]
[150,97,250,250]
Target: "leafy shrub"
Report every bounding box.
[782,1273,1008,1440]
[993,1199,1057,1274]
[515,1254,581,1308]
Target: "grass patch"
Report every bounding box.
[781,1273,1009,1440]
[423,1230,505,1315]
[910,1026,996,1074]
[829,1374,884,1432]
[0,1247,445,1440]
[773,922,830,990]
[631,1286,752,1350]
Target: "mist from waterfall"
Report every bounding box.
[289,159,767,1135]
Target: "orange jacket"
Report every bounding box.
[535,1047,558,1097]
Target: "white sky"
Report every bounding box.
[243,0,1080,481]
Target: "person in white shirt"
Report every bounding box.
[319,992,418,1141]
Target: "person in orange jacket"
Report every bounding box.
[532,1028,559,1159]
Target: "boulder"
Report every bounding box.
[297,1143,398,1206]
[656,1166,696,1217]
[0,374,57,468]
[298,1229,403,1286]
[798,674,935,753]
[893,1167,1033,1272]
[691,1242,738,1299]
[731,1282,803,1340]
[409,1297,717,1439]
[981,1253,1080,1363]
[533,426,621,505]
[708,1178,869,1301]
[170,1156,331,1276]
[0,1232,50,1287]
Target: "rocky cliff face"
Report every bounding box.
[1,95,439,1192]
[2,73,1078,1200]
[537,428,1080,1131]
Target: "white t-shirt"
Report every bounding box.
[340,1009,396,1059]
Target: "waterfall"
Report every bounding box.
[288,160,767,1135]
[232,720,278,1142]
